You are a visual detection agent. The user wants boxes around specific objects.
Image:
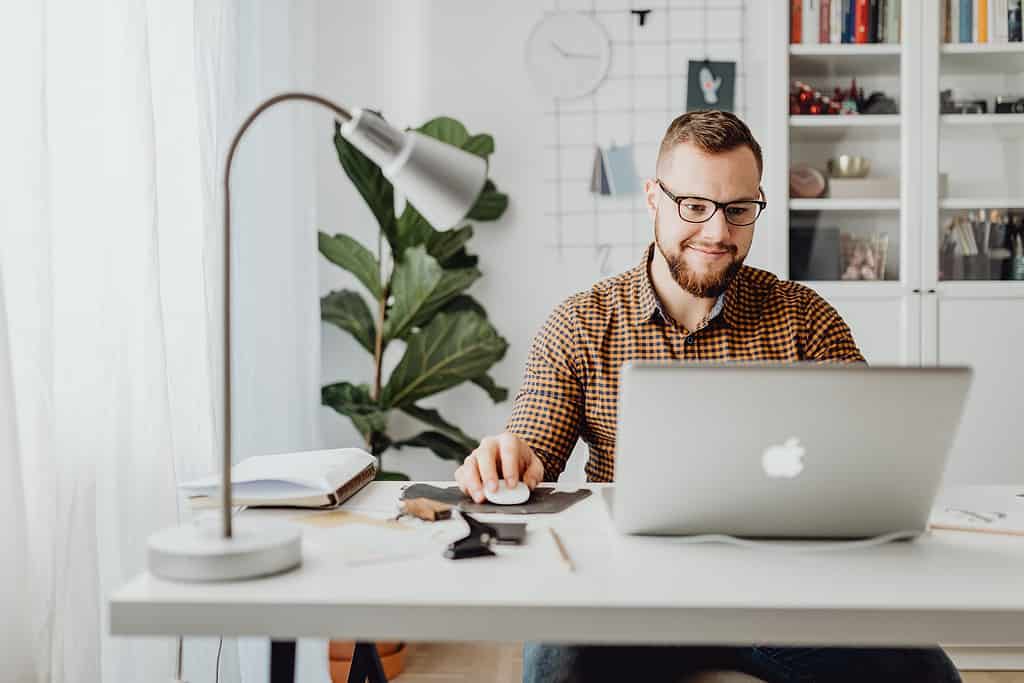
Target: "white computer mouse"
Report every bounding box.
[484,480,530,505]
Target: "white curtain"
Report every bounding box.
[0,1,325,682]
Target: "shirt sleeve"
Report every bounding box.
[505,298,585,481]
[802,290,867,363]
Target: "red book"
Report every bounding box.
[854,0,869,42]
[821,0,832,42]
[791,0,802,43]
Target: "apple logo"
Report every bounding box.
[762,437,806,479]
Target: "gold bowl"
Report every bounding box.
[827,155,871,178]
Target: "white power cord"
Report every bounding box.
[672,529,922,553]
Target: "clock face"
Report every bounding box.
[525,12,611,100]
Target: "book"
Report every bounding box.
[887,0,901,42]
[843,0,855,42]
[804,0,820,44]
[831,0,843,42]
[952,0,961,42]
[791,0,802,43]
[180,448,377,509]
[995,0,1009,42]
[869,0,880,42]
[979,0,989,42]
[1011,0,1023,40]
[961,0,973,42]
[855,0,869,43]
[821,0,832,42]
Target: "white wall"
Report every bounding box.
[315,1,778,481]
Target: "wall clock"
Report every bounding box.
[525,11,612,100]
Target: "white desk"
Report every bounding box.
[110,484,1024,681]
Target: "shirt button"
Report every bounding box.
[685,335,696,346]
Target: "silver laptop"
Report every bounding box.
[610,362,972,538]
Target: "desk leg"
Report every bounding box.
[346,641,387,683]
[270,640,296,683]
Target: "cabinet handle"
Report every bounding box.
[912,288,921,293]
[926,289,936,294]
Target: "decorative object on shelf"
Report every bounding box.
[840,231,888,280]
[687,59,736,111]
[791,78,898,115]
[827,154,872,178]
[995,95,1024,114]
[321,115,510,480]
[940,89,988,114]
[789,164,828,198]
[940,209,1024,280]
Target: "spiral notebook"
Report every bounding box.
[180,448,376,509]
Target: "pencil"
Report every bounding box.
[548,527,575,572]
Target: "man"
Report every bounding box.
[454,111,960,682]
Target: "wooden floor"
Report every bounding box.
[392,643,1024,683]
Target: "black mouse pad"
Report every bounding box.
[400,484,591,515]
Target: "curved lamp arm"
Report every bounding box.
[219,93,486,538]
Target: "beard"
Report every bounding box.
[655,212,744,299]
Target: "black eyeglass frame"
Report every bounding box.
[656,179,767,227]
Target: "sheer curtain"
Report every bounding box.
[0,1,325,682]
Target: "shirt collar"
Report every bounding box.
[634,243,753,329]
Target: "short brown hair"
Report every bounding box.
[657,110,763,176]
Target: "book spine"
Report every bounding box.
[843,0,854,42]
[890,0,901,42]
[855,0,869,42]
[831,0,843,41]
[979,0,989,41]
[791,0,802,43]
[952,0,961,42]
[943,0,951,42]
[821,0,832,42]
[973,0,980,41]
[1011,0,1023,40]
[998,0,1009,41]
[960,0,973,42]
[805,0,820,44]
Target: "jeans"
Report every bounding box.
[522,643,962,683]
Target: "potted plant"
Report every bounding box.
[319,115,509,680]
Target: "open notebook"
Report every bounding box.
[180,448,377,509]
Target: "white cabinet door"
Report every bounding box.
[935,293,1024,484]
[803,285,920,366]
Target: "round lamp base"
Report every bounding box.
[148,517,302,582]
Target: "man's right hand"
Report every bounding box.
[454,432,545,503]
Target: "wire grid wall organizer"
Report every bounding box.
[545,0,748,275]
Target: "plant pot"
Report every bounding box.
[328,641,407,682]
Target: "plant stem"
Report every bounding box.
[372,287,386,401]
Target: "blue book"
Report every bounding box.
[1011,0,1023,41]
[842,0,854,42]
[959,0,972,42]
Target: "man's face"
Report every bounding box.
[644,142,762,298]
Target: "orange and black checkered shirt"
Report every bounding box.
[506,245,865,483]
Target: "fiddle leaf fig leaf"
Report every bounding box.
[381,311,508,408]
[318,232,382,299]
[321,290,376,353]
[321,382,388,439]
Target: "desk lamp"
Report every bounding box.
[147,93,487,581]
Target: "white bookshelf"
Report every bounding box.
[789,114,901,127]
[940,197,1024,210]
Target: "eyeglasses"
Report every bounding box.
[657,179,767,227]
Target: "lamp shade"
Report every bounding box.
[340,108,487,229]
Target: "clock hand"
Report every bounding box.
[550,40,600,60]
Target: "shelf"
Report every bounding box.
[936,281,1024,299]
[940,114,1024,137]
[789,44,902,77]
[940,198,1024,210]
[789,198,900,211]
[790,114,900,141]
[940,43,1024,74]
